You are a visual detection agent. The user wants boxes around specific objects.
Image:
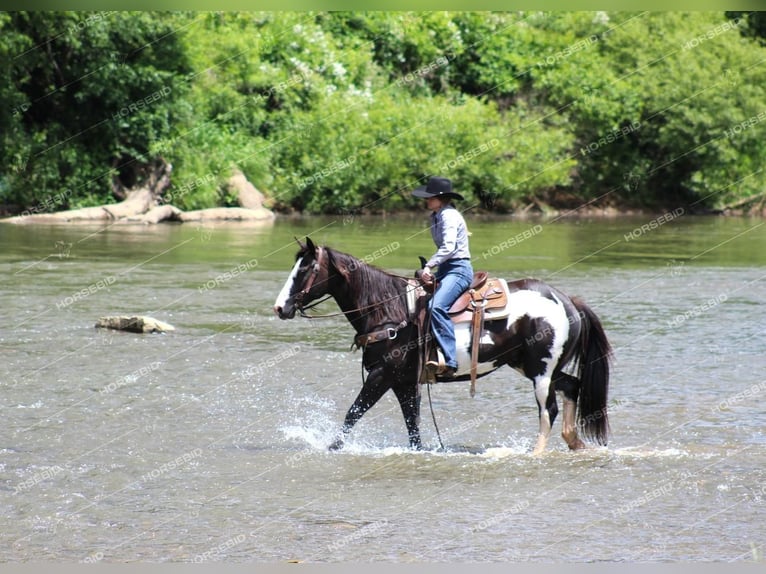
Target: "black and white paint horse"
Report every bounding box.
[274,237,611,454]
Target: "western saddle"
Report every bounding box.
[416,270,510,397]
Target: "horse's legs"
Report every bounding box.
[328,367,389,451]
[532,373,558,455]
[391,381,422,450]
[554,371,586,450]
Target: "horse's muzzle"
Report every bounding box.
[273,304,296,319]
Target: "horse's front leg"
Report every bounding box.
[392,379,422,450]
[329,366,389,451]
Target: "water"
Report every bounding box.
[1,214,765,562]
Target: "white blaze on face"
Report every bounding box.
[274,257,303,310]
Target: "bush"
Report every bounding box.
[0,12,190,210]
[3,11,766,214]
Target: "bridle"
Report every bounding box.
[292,246,326,312]
[291,245,415,320]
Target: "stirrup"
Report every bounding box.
[425,349,447,373]
[423,349,445,384]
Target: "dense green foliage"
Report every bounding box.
[0,12,190,209]
[2,11,765,214]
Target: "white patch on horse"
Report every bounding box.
[274,257,303,310]
[507,289,570,371]
[452,289,570,378]
[454,324,497,377]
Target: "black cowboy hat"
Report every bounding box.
[411,176,464,201]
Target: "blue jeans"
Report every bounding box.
[430,259,473,369]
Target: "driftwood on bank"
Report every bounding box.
[228,169,267,210]
[6,186,160,224]
[719,191,766,213]
[178,207,275,222]
[95,315,175,333]
[130,204,184,224]
[1,163,275,225]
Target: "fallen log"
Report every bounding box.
[131,204,183,224]
[0,163,277,225]
[5,188,156,224]
[178,207,275,222]
[720,191,766,212]
[228,169,267,210]
[4,159,173,224]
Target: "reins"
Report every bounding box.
[419,277,445,451]
[297,295,337,317]
[297,277,418,319]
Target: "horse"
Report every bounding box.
[273,237,612,454]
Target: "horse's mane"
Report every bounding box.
[324,246,409,327]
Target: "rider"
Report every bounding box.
[412,176,473,379]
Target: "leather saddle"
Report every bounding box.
[415,270,511,396]
[448,272,508,323]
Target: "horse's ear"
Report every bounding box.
[294,236,306,250]
[305,236,317,253]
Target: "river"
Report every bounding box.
[1,213,765,562]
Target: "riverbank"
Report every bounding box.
[3,192,764,225]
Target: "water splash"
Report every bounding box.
[280,392,338,450]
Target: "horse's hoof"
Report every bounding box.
[328,439,344,451]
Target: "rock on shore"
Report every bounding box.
[95,316,175,333]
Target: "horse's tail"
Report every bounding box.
[572,297,612,445]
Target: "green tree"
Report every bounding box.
[3,11,766,215]
[0,12,190,210]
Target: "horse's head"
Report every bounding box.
[273,237,331,319]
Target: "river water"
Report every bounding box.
[1,213,765,562]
